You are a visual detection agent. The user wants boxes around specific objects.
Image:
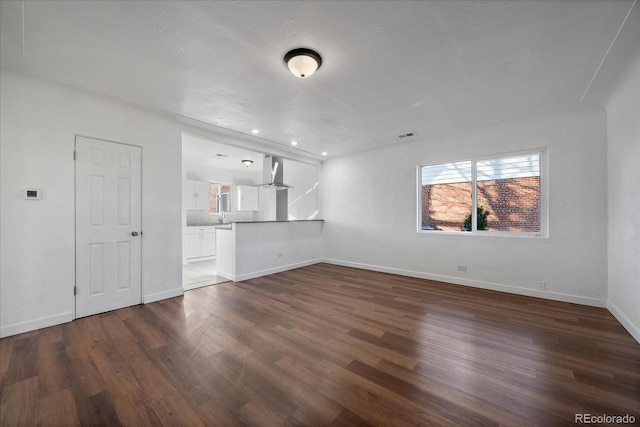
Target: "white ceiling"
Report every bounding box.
[1,0,636,160]
[182,132,264,174]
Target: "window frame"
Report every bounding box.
[207,182,220,215]
[417,148,548,238]
[207,182,232,215]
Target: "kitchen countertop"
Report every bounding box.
[186,223,233,227]
[187,219,324,227]
[231,219,324,224]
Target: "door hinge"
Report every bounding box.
[73,285,77,296]
[73,150,77,161]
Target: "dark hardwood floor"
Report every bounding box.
[1,263,639,426]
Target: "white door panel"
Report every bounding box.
[76,136,142,318]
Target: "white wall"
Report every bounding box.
[217,221,323,281]
[606,49,640,343]
[322,106,608,306]
[285,160,320,220]
[0,70,219,337]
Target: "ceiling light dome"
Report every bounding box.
[284,48,322,78]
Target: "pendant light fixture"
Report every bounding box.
[284,48,322,78]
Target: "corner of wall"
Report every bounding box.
[603,22,640,345]
[607,300,640,344]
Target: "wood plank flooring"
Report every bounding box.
[1,263,639,426]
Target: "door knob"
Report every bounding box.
[131,231,139,236]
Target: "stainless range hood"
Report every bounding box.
[260,154,291,221]
[260,154,294,190]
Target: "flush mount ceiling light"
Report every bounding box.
[284,48,322,78]
[242,159,254,167]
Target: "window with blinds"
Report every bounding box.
[419,149,546,236]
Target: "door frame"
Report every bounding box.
[74,134,143,319]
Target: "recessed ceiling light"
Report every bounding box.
[251,129,259,134]
[291,141,298,146]
[321,152,328,156]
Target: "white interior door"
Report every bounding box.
[75,136,142,318]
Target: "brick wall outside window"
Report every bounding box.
[422,176,540,232]
[422,182,472,231]
[477,177,540,232]
[209,184,231,214]
[209,183,219,214]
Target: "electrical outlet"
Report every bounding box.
[457,265,467,271]
[538,281,546,290]
[277,252,284,258]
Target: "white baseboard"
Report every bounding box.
[607,300,640,344]
[0,312,73,338]
[323,258,606,308]
[143,287,184,304]
[231,258,323,282]
[185,255,215,264]
[1,288,185,338]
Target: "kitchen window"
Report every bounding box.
[208,183,231,215]
[418,149,547,237]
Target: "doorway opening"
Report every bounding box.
[182,260,229,291]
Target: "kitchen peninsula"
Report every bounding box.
[216,219,323,281]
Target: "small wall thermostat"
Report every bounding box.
[24,188,42,200]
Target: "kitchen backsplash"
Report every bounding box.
[186,209,257,225]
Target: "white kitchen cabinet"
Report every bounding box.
[185,233,203,259]
[185,226,216,259]
[201,232,216,257]
[236,185,259,211]
[184,179,211,211]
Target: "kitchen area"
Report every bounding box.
[182,133,322,290]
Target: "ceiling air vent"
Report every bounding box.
[398,132,415,139]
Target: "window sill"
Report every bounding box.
[417,229,548,239]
